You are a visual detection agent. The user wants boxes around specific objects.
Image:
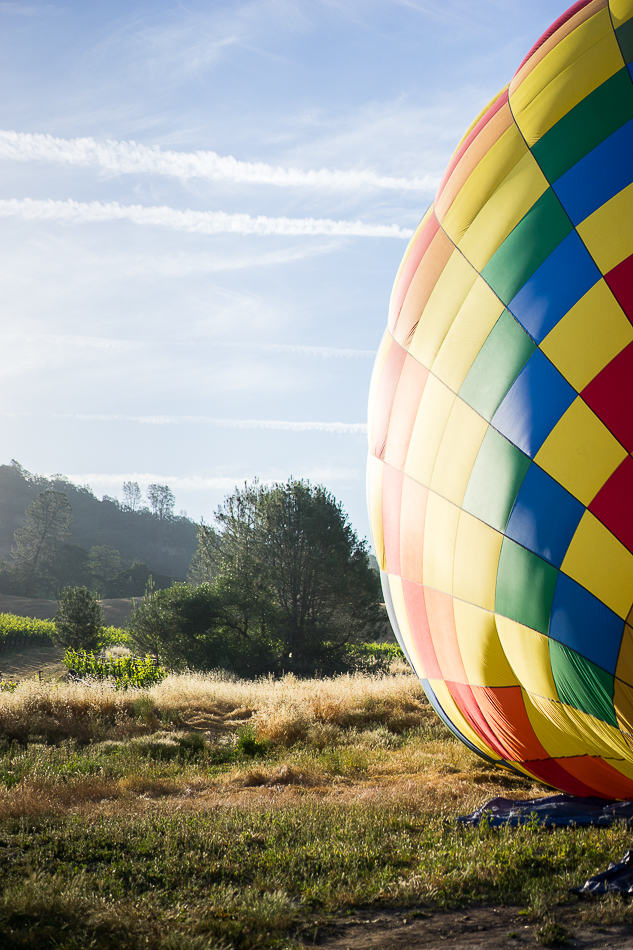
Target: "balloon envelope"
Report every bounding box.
[368,0,633,798]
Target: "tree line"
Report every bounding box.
[61,478,387,677]
[0,462,197,577]
[0,478,184,599]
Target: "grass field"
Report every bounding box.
[1,668,632,948]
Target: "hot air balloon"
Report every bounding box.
[368,0,633,797]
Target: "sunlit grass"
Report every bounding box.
[0,669,629,948]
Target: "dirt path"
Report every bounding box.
[0,644,65,680]
[316,905,633,948]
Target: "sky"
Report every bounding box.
[0,0,565,542]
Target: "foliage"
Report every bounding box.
[0,461,197,582]
[63,650,166,689]
[125,578,165,661]
[127,581,280,675]
[235,725,271,758]
[0,613,56,650]
[326,640,405,673]
[11,490,73,595]
[87,545,123,595]
[360,641,405,662]
[122,480,142,511]
[147,484,175,523]
[54,587,104,652]
[186,520,219,586]
[189,478,385,676]
[99,625,132,647]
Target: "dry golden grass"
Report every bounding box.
[152,667,430,727]
[0,678,149,744]
[0,669,431,741]
[0,670,548,822]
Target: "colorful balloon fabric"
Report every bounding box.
[368,0,633,798]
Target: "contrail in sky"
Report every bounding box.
[3,334,376,359]
[66,415,369,434]
[0,129,437,193]
[0,198,413,239]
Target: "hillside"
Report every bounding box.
[0,461,198,578]
[0,593,135,626]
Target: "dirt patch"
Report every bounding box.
[316,905,633,948]
[0,593,58,619]
[99,598,136,626]
[0,644,65,680]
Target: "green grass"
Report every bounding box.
[0,671,630,948]
[1,804,632,949]
[0,732,630,949]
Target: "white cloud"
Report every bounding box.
[1,333,374,359]
[0,197,413,239]
[138,245,337,275]
[0,130,438,192]
[4,411,367,433]
[61,414,368,434]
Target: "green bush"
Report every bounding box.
[54,587,104,652]
[361,642,406,663]
[99,625,133,647]
[63,650,167,689]
[236,725,271,758]
[128,582,281,676]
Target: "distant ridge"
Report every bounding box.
[0,461,197,579]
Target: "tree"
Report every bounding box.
[128,580,278,674]
[256,480,383,673]
[12,490,73,595]
[51,544,92,592]
[191,479,384,675]
[187,521,219,586]
[191,488,275,644]
[126,579,165,662]
[147,484,175,523]
[88,545,123,595]
[122,481,142,511]
[53,586,104,652]
[147,484,175,548]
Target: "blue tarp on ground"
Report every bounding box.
[457,794,633,828]
[572,850,633,896]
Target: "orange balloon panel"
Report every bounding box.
[368,0,633,796]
